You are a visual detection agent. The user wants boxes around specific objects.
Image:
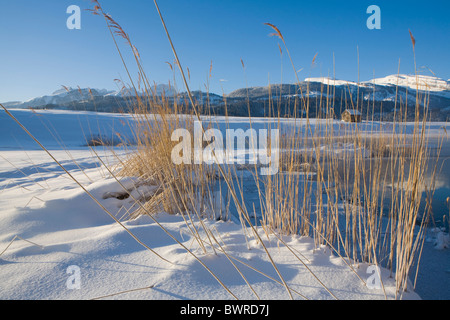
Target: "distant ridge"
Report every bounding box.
[2,75,449,121]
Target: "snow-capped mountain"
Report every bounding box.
[1,87,114,109]
[364,74,450,94]
[1,84,177,109]
[306,74,449,90]
[22,87,115,108]
[225,74,450,120]
[305,74,450,99]
[1,75,449,120]
[305,74,450,98]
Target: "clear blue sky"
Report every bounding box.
[1,0,449,102]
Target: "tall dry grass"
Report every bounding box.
[253,27,440,299]
[87,1,442,299]
[1,0,443,300]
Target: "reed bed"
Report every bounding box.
[1,0,443,300]
[88,0,442,299]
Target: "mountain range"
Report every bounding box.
[2,75,450,121]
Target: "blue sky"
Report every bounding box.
[1,0,449,102]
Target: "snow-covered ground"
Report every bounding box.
[0,109,449,300]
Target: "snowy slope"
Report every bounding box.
[364,74,450,93]
[305,77,360,87]
[0,109,136,150]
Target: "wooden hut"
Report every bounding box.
[341,109,362,122]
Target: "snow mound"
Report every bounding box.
[428,228,450,250]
